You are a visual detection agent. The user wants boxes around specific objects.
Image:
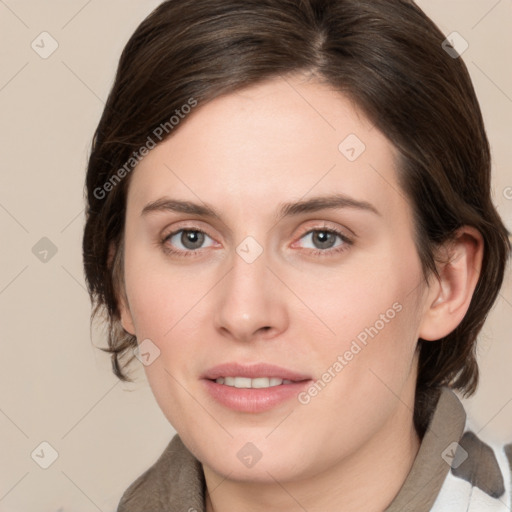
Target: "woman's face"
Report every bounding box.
[120,74,434,482]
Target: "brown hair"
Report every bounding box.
[83,0,511,435]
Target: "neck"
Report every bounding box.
[203,387,421,512]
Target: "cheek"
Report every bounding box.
[122,248,209,402]
[298,254,420,343]
[123,244,207,340]
[124,269,204,429]
[297,249,424,391]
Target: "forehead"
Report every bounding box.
[127,74,408,222]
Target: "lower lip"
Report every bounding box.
[202,379,312,413]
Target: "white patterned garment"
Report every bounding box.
[117,388,512,512]
[429,418,512,512]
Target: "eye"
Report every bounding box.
[160,225,353,258]
[162,228,217,256]
[295,227,352,255]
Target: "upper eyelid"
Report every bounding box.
[162,220,350,236]
[162,220,214,237]
[154,207,360,242]
[163,217,354,235]
[298,222,353,237]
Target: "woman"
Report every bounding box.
[82,0,511,510]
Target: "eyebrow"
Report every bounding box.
[141,193,381,220]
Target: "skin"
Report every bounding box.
[118,73,483,512]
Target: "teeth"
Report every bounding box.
[215,377,294,388]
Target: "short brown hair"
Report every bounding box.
[83,0,511,434]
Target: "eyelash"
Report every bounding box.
[160,226,353,258]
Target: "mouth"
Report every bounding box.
[201,363,312,413]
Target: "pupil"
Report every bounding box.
[314,231,334,249]
[183,231,204,249]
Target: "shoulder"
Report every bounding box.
[431,406,512,511]
[386,387,512,512]
[116,434,205,512]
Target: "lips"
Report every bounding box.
[201,362,312,413]
[201,362,311,382]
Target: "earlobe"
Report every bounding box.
[108,241,136,336]
[119,299,136,335]
[418,227,484,341]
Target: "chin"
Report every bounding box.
[197,439,314,483]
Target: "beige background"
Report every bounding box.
[0,1,511,510]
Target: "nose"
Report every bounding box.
[213,242,289,343]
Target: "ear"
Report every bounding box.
[108,241,136,336]
[418,226,484,341]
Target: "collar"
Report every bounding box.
[385,387,466,511]
[118,387,466,512]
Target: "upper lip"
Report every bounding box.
[201,363,311,382]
